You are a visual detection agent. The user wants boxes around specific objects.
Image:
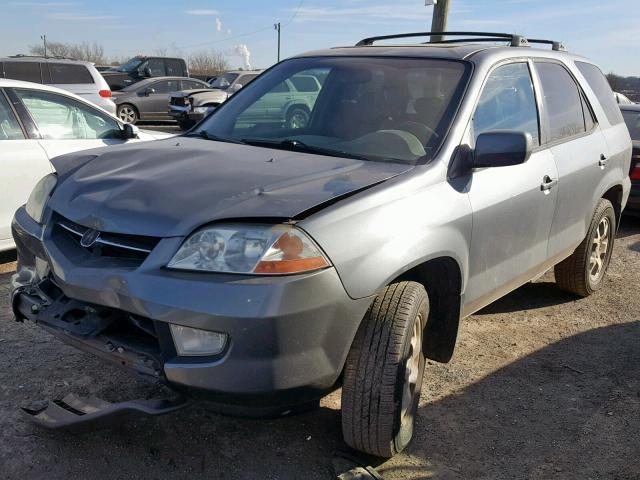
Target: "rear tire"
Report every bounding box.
[177,119,195,130]
[286,106,310,130]
[117,104,138,124]
[341,281,428,458]
[555,198,616,297]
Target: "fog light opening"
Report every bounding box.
[170,324,228,356]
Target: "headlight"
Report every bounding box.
[25,173,57,223]
[193,106,214,114]
[167,224,330,274]
[170,324,227,356]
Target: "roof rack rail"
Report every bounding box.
[355,32,566,51]
[7,54,80,60]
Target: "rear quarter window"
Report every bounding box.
[166,59,185,76]
[575,61,624,126]
[3,61,42,83]
[48,63,94,84]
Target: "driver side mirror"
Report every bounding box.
[229,83,243,93]
[141,87,155,96]
[122,123,139,139]
[137,67,152,78]
[473,130,533,169]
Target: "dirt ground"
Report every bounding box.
[1,218,638,480]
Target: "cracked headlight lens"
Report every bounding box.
[167,224,330,274]
[25,173,57,223]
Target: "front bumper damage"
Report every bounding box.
[11,205,372,419]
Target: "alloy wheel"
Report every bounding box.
[589,216,610,283]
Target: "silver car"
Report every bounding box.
[113,76,209,124]
[10,32,632,457]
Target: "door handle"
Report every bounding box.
[540,175,558,192]
[598,154,609,167]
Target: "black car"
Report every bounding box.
[621,104,640,215]
[101,56,189,91]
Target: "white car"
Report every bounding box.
[0,56,116,114]
[0,79,171,251]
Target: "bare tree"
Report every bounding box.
[29,41,106,64]
[188,49,229,75]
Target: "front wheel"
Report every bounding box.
[341,281,428,458]
[117,104,138,124]
[555,198,616,296]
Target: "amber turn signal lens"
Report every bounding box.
[254,256,329,274]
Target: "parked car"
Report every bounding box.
[101,56,189,91]
[0,79,171,252]
[0,56,115,114]
[615,92,634,105]
[113,77,209,124]
[169,70,262,129]
[10,32,632,458]
[620,104,640,214]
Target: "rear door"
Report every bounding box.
[12,87,131,159]
[533,61,611,259]
[464,61,559,312]
[0,89,51,243]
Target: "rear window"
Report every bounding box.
[3,61,42,83]
[48,63,94,84]
[575,61,624,126]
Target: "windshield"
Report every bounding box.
[193,57,470,164]
[622,110,640,140]
[210,73,239,89]
[115,57,143,73]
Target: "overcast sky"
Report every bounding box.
[1,0,638,76]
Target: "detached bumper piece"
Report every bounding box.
[22,393,189,432]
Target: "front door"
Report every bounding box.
[463,61,559,313]
[140,79,180,119]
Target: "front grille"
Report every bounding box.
[53,214,160,264]
[170,96,187,107]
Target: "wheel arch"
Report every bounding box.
[601,183,623,228]
[392,256,463,363]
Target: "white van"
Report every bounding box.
[0,56,116,114]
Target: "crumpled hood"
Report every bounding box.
[48,137,411,238]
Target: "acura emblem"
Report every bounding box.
[80,228,101,248]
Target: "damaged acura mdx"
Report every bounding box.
[10,32,632,457]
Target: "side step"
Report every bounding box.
[22,393,190,432]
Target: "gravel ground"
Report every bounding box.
[0,218,638,480]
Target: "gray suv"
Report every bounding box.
[10,32,632,458]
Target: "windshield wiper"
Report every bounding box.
[184,131,246,144]
[241,138,370,161]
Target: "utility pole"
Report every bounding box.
[429,0,451,43]
[274,22,281,63]
[40,34,47,57]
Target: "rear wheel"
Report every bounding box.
[177,119,195,130]
[341,281,428,458]
[286,106,310,130]
[555,198,616,296]
[117,104,138,124]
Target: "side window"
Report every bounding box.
[146,59,166,76]
[0,93,25,140]
[48,63,94,84]
[165,59,184,76]
[182,80,206,90]
[152,80,180,94]
[291,75,320,93]
[536,62,587,143]
[237,74,258,86]
[4,62,42,83]
[15,89,121,140]
[271,82,290,93]
[472,63,540,145]
[575,61,624,126]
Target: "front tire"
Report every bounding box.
[555,198,616,297]
[117,104,138,124]
[341,281,428,458]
